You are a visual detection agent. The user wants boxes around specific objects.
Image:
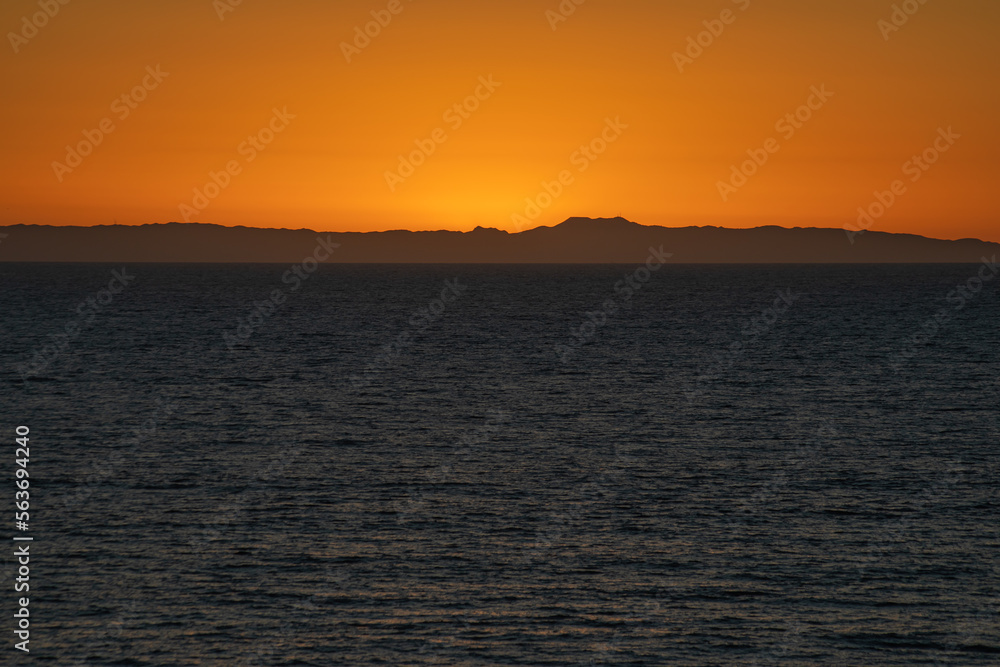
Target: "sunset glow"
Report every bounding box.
[2,0,998,240]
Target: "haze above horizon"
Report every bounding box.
[2,0,998,242]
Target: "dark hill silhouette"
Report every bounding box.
[0,218,996,263]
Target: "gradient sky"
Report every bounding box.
[1,0,998,240]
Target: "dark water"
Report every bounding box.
[1,263,998,665]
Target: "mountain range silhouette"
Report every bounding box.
[1,218,996,263]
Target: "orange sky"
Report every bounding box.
[1,0,998,241]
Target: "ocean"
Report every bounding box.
[2,263,998,665]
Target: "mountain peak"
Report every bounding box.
[557,216,639,228]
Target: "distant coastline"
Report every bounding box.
[0,218,996,264]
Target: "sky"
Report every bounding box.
[1,0,998,241]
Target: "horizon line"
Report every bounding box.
[1,217,995,246]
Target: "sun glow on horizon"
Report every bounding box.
[1,0,998,242]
